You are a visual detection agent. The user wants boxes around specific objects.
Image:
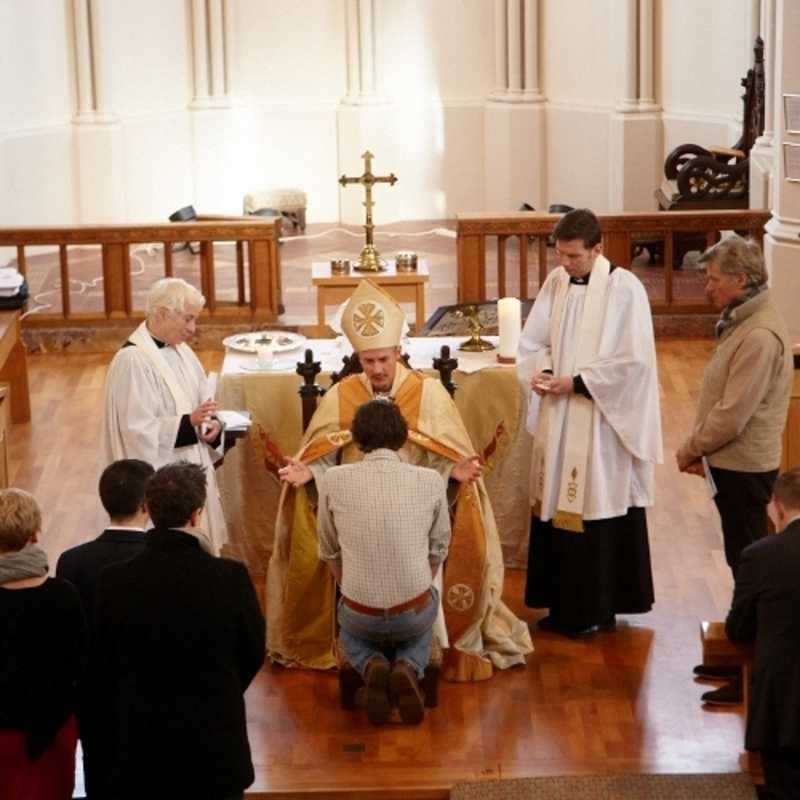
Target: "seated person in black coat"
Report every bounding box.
[726,467,800,800]
[56,457,153,798]
[93,461,265,800]
[0,489,85,800]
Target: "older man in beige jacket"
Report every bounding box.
[677,234,793,706]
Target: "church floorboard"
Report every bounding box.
[11,339,750,798]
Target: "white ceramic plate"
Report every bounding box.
[239,360,295,372]
[223,331,306,354]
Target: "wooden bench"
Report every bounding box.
[0,311,30,424]
[700,621,762,784]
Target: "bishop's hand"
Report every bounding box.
[279,457,313,489]
[451,455,483,483]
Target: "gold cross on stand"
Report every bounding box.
[339,150,398,272]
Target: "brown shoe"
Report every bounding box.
[363,657,391,725]
[389,660,425,725]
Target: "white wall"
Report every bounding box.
[0,0,760,233]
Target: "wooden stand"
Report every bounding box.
[0,311,30,424]
[312,260,429,328]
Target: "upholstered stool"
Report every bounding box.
[243,188,307,232]
[337,636,442,711]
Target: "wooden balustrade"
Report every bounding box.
[457,209,772,313]
[0,217,282,327]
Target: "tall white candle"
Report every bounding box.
[497,297,521,361]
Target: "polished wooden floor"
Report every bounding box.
[10,337,751,797]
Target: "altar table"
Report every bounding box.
[216,336,532,575]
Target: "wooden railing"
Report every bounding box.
[457,209,772,313]
[0,216,282,327]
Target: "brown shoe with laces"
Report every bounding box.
[389,660,425,725]
[363,657,391,725]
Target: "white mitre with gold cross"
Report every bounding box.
[340,279,406,352]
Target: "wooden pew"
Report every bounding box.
[0,310,30,424]
[700,621,762,784]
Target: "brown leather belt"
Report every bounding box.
[342,589,432,617]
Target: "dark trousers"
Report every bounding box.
[761,747,800,800]
[710,467,778,577]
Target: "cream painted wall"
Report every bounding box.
[543,0,621,108]
[0,0,764,234]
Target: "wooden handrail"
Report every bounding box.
[457,209,772,313]
[0,219,282,327]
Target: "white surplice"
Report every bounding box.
[518,265,663,522]
[101,322,227,553]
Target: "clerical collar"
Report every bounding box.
[150,334,167,349]
[570,275,589,285]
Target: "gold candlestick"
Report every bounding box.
[457,305,495,352]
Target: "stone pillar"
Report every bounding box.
[189,0,250,213]
[608,0,661,211]
[71,0,125,223]
[751,0,776,208]
[483,0,545,211]
[337,0,399,224]
[764,0,800,342]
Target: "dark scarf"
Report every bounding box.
[715,283,766,339]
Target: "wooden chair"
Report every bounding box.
[296,345,460,431]
[657,37,765,212]
[700,622,762,785]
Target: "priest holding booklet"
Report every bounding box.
[518,208,663,638]
[100,277,228,554]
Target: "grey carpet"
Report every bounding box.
[451,773,757,800]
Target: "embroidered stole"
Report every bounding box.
[533,256,611,532]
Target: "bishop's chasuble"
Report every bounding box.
[266,363,533,682]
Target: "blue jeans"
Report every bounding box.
[338,588,438,679]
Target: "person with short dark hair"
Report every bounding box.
[318,400,450,725]
[0,489,86,800]
[518,207,662,637]
[677,234,792,705]
[56,458,153,798]
[57,458,154,637]
[93,461,265,800]
[725,467,800,799]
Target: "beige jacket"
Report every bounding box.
[678,290,792,472]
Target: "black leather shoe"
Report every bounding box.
[536,615,562,632]
[693,663,741,680]
[702,678,743,706]
[567,624,599,639]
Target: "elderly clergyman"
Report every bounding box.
[101,277,227,554]
[268,279,532,682]
[677,234,792,706]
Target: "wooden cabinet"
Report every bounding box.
[780,351,800,473]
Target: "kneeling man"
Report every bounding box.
[318,399,450,725]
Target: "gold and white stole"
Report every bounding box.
[533,256,611,532]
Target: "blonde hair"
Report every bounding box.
[0,489,42,552]
[145,278,205,320]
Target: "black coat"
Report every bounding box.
[94,528,265,799]
[726,518,800,751]
[56,528,147,642]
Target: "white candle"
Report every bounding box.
[497,297,521,362]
